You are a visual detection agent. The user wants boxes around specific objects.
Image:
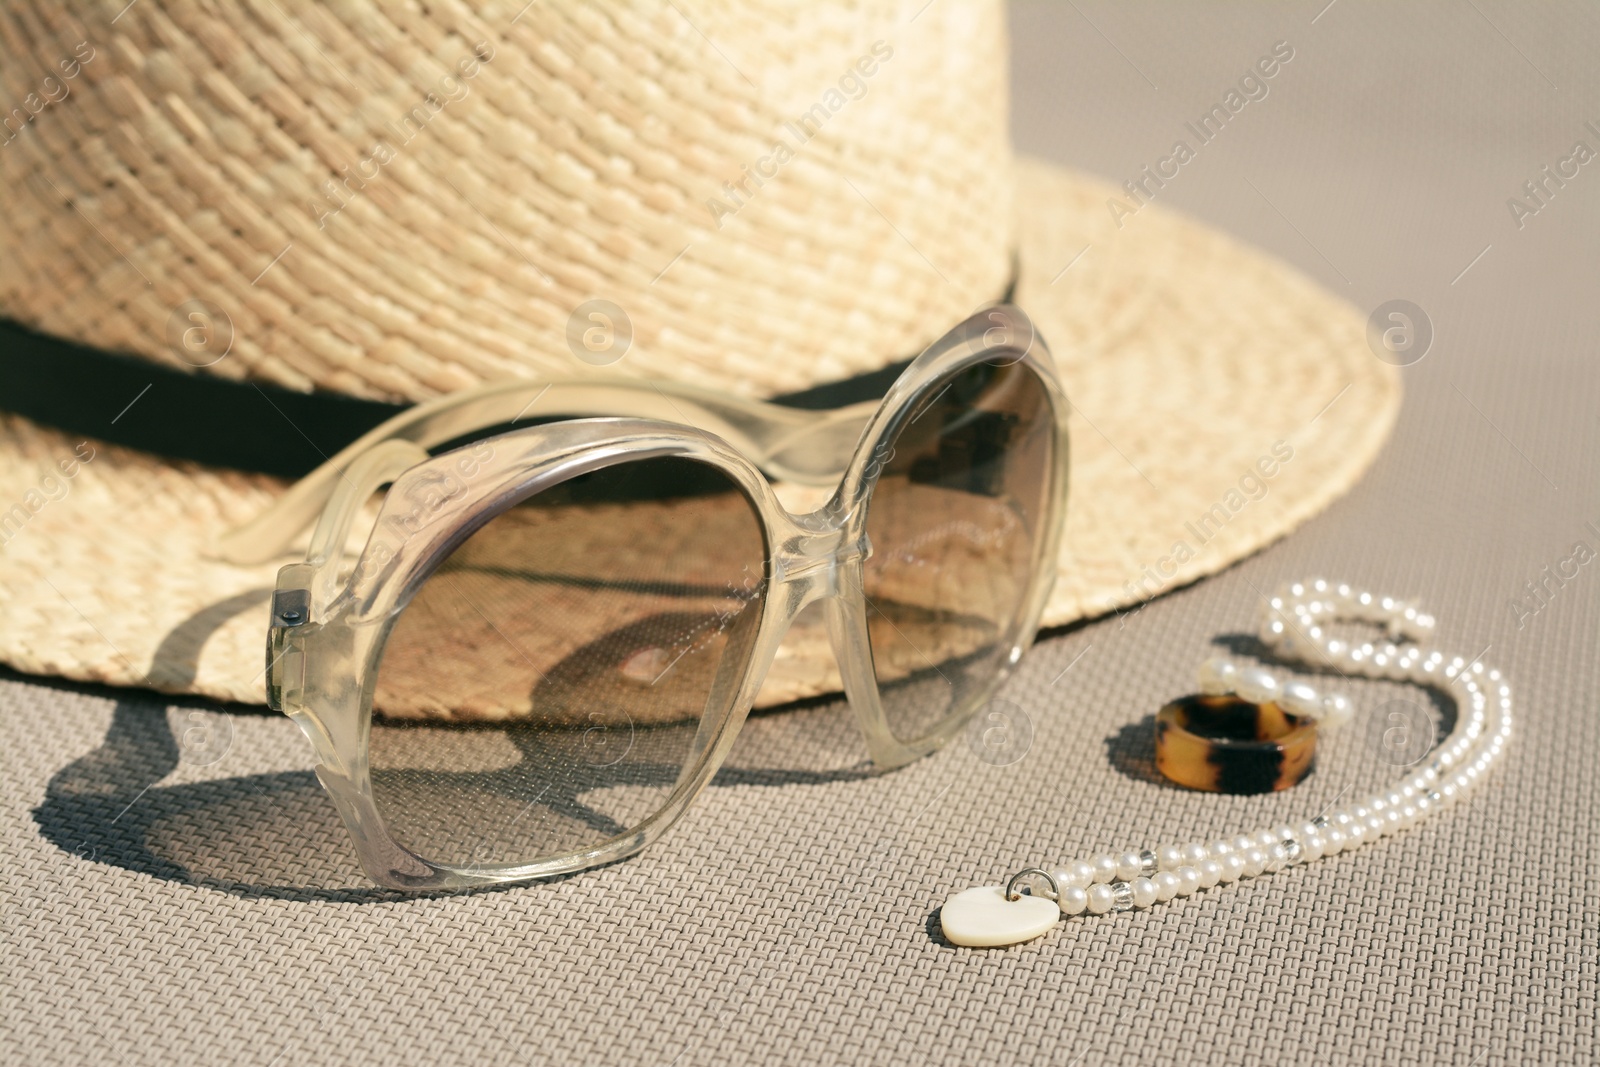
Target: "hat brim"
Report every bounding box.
[0,157,1398,709]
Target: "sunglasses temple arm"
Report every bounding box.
[300,439,430,616]
[211,378,877,565]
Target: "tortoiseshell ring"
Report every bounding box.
[1155,694,1316,794]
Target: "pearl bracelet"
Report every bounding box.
[939,579,1512,947]
[1196,656,1353,727]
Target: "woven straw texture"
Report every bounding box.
[0,0,1012,399]
[0,0,1399,711]
[0,158,1399,709]
[3,3,1598,1060]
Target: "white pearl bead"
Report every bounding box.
[1198,859,1224,889]
[1131,877,1157,908]
[1182,842,1209,865]
[1056,862,1094,889]
[1279,680,1322,717]
[1154,871,1182,902]
[1060,886,1089,915]
[1255,829,1281,850]
[1176,866,1201,896]
[1235,668,1279,704]
[1322,827,1346,855]
[1321,693,1353,728]
[1232,834,1256,855]
[1220,853,1246,882]
[1086,883,1115,914]
[1091,855,1118,884]
[1197,657,1238,696]
[1243,848,1268,877]
[1156,845,1184,871]
[1301,835,1325,862]
[1116,850,1144,882]
[1263,844,1288,872]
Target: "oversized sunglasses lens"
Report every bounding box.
[861,360,1055,742]
[367,456,767,871]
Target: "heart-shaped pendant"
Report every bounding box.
[939,885,1060,947]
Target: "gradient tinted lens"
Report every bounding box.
[368,456,767,870]
[861,360,1054,741]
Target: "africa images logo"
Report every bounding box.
[704,41,894,228]
[1124,441,1293,600]
[1105,40,1295,229]
[1504,119,1600,230]
[0,443,97,548]
[307,42,496,230]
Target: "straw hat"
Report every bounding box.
[0,0,1397,712]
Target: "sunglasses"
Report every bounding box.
[220,306,1068,889]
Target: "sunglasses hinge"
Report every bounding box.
[271,586,311,628]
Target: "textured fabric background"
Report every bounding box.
[4,3,1598,1064]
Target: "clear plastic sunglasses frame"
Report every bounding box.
[218,306,1069,890]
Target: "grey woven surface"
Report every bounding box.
[5,3,1599,1064]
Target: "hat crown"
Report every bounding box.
[0,0,1013,401]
